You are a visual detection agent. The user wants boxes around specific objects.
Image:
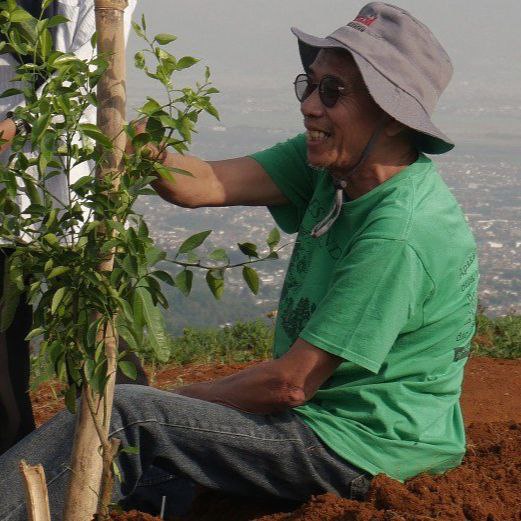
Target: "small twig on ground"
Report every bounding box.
[19,460,51,521]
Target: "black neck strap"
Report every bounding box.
[311,115,390,238]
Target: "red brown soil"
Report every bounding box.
[33,357,521,521]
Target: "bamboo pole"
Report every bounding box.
[19,461,52,521]
[62,2,128,520]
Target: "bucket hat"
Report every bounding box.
[291,2,454,154]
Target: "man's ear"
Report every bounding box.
[384,119,408,137]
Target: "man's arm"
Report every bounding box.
[153,153,290,208]
[174,338,342,414]
[128,118,289,208]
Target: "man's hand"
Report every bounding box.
[0,118,17,154]
[174,338,342,414]
[125,118,165,158]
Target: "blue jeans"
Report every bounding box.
[0,385,371,520]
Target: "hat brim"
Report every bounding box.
[291,27,454,155]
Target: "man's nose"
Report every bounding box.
[300,87,324,118]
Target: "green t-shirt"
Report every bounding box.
[250,134,479,481]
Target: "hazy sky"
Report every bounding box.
[126,1,521,147]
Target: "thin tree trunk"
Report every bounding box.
[19,460,51,521]
[62,2,128,520]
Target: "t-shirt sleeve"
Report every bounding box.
[249,134,316,233]
[299,238,433,373]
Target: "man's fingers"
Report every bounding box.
[125,118,148,154]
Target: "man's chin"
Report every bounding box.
[306,152,329,170]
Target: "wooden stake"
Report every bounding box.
[19,460,51,521]
[62,2,128,520]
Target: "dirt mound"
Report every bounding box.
[34,358,521,521]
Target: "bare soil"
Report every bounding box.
[33,357,521,520]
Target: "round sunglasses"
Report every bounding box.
[293,73,346,108]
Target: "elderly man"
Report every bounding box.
[0,3,478,519]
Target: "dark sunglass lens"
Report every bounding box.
[294,75,314,102]
[320,77,342,108]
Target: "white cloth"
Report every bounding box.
[0,0,136,243]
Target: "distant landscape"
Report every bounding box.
[127,1,521,334]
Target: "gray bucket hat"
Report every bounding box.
[291,2,454,154]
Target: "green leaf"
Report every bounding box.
[44,259,53,274]
[140,98,162,116]
[51,53,79,67]
[70,175,92,192]
[45,208,58,229]
[25,327,45,341]
[90,360,108,394]
[121,255,138,278]
[47,266,70,279]
[0,88,23,98]
[176,56,199,70]
[64,384,77,413]
[9,9,33,22]
[46,15,69,28]
[84,358,95,381]
[204,103,220,120]
[51,287,67,314]
[0,270,21,332]
[145,247,166,266]
[267,227,281,249]
[31,113,51,144]
[238,242,259,258]
[208,248,229,263]
[78,123,113,149]
[154,33,177,45]
[131,21,145,38]
[134,51,145,70]
[120,445,139,455]
[175,270,193,296]
[242,266,260,295]
[166,166,193,177]
[38,29,52,59]
[86,318,103,350]
[178,230,211,255]
[22,176,41,206]
[118,360,137,380]
[152,270,175,286]
[152,162,175,183]
[206,270,224,300]
[132,132,150,149]
[47,340,62,369]
[43,233,59,247]
[136,287,170,363]
[117,323,139,352]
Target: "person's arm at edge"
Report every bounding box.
[0,119,17,153]
[173,338,342,414]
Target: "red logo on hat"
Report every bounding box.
[353,15,377,27]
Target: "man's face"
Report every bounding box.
[301,49,383,172]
